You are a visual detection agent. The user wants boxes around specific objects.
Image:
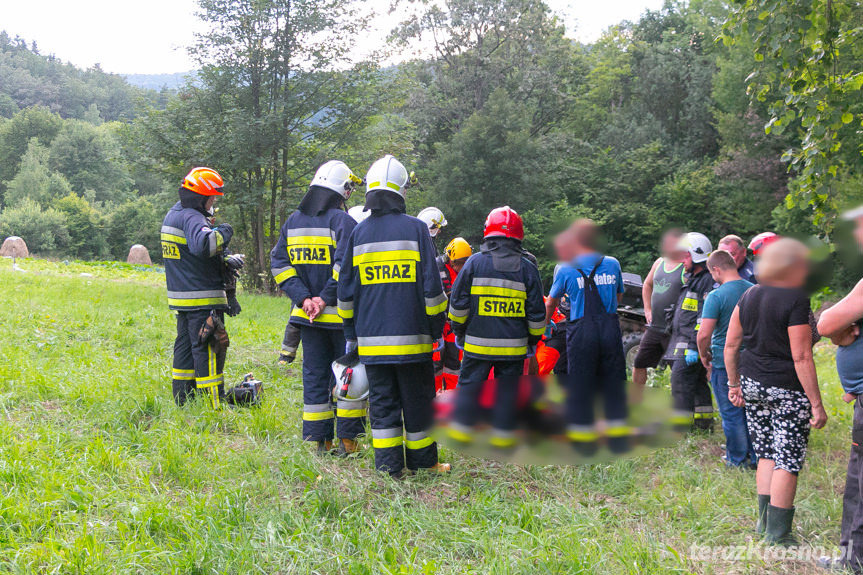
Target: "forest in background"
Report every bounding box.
[0,0,860,289]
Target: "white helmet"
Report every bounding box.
[348,205,370,224]
[679,232,712,264]
[365,155,409,198]
[331,359,369,402]
[310,160,361,200]
[417,207,447,237]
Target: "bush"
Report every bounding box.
[0,198,70,255]
[104,198,162,263]
[54,193,108,260]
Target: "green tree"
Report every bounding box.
[54,193,107,259]
[4,140,74,208]
[0,198,70,255]
[104,199,162,263]
[48,120,132,203]
[0,106,63,203]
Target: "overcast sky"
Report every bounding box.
[2,0,665,75]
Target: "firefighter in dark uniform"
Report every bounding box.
[665,232,715,431]
[162,167,243,408]
[447,207,546,448]
[546,219,628,454]
[434,237,473,391]
[270,160,363,455]
[337,155,450,476]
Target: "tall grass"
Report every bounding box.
[0,259,852,574]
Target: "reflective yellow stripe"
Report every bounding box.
[160,233,187,245]
[338,307,353,319]
[288,235,336,246]
[353,250,421,266]
[607,426,633,437]
[426,301,448,315]
[332,268,339,281]
[470,286,526,299]
[337,408,367,418]
[567,430,600,442]
[681,297,699,312]
[291,307,342,324]
[405,436,434,450]
[464,343,527,356]
[168,297,227,307]
[693,412,713,419]
[372,436,404,448]
[529,326,545,336]
[670,415,694,425]
[303,410,335,421]
[448,310,468,324]
[447,427,473,443]
[359,344,433,356]
[490,436,517,448]
[274,268,297,283]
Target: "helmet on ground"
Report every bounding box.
[348,205,370,224]
[310,160,361,200]
[331,358,369,402]
[418,207,447,237]
[366,155,409,199]
[484,206,524,241]
[748,232,779,256]
[446,237,472,261]
[679,232,712,264]
[182,167,224,196]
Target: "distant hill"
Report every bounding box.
[123,72,197,91]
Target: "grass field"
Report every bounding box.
[0,258,855,574]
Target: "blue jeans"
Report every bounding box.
[711,367,755,466]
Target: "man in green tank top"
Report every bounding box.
[632,229,686,395]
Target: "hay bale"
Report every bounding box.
[127,244,152,265]
[0,236,29,258]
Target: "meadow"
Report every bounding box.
[0,258,854,574]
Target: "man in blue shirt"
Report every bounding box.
[545,219,627,454]
[697,249,755,468]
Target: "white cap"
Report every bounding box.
[348,205,370,224]
[417,207,447,236]
[310,160,360,200]
[679,232,712,264]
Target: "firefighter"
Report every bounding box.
[434,237,473,391]
[337,155,450,476]
[546,219,628,454]
[270,160,364,455]
[665,232,715,431]
[418,207,448,254]
[162,167,242,408]
[447,207,546,449]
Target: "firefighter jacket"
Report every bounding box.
[336,212,448,364]
[270,206,356,330]
[447,240,546,361]
[666,266,714,360]
[436,254,457,297]
[161,201,230,311]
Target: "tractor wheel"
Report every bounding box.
[622,331,643,374]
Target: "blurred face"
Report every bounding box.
[855,217,863,250]
[205,196,218,211]
[661,234,685,260]
[451,258,468,273]
[719,241,745,268]
[554,230,577,262]
[785,260,809,288]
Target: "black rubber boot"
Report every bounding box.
[756,494,770,534]
[764,504,797,546]
[316,440,334,455]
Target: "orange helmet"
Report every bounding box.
[182,167,224,196]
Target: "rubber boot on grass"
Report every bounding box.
[764,505,797,546]
[316,440,334,455]
[756,494,770,534]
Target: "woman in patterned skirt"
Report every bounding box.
[724,237,827,545]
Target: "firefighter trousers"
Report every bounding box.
[670,358,714,430]
[366,361,437,474]
[300,325,366,442]
[172,309,226,408]
[452,357,523,448]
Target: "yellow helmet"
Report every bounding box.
[446,237,472,261]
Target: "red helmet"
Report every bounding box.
[484,206,524,240]
[748,232,779,256]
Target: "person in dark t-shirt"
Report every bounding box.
[725,238,826,546]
